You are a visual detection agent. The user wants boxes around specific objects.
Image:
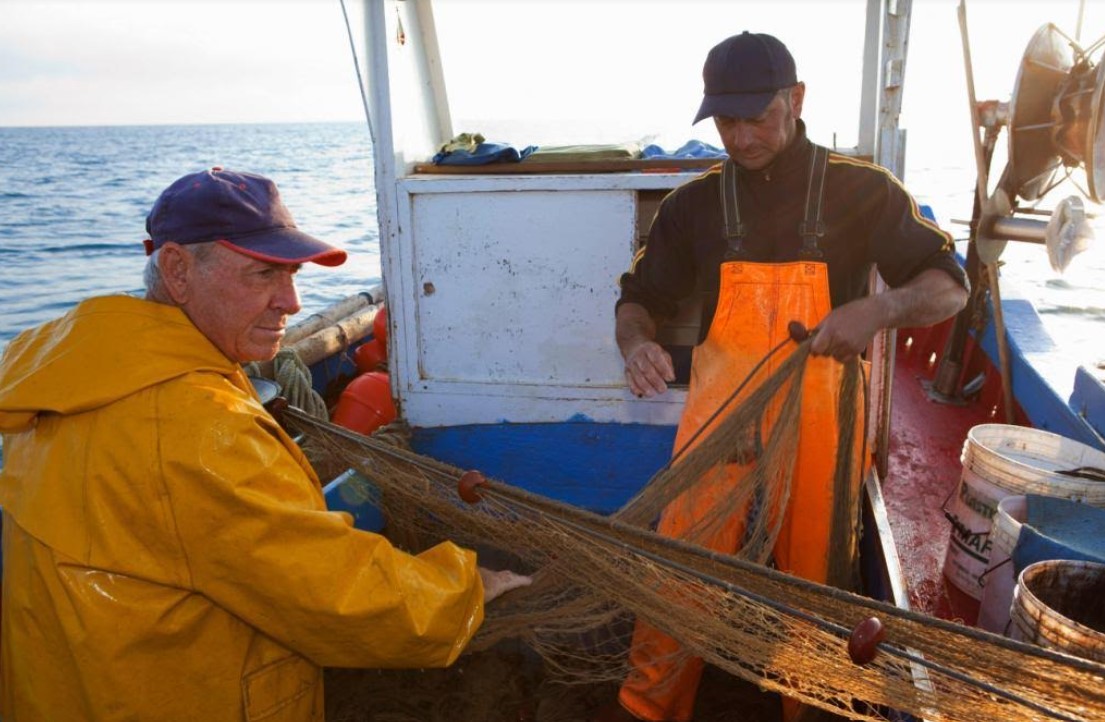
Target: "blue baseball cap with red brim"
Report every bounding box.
[143,167,347,267]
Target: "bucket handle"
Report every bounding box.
[941,487,994,540]
[940,488,992,540]
[977,555,1010,584]
[940,486,955,516]
[1056,465,1105,482]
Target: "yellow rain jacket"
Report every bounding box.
[0,295,485,722]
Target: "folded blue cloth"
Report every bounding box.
[432,142,538,166]
[640,140,727,159]
[1011,494,1105,575]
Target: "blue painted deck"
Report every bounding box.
[410,422,677,515]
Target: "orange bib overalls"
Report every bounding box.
[619,148,865,722]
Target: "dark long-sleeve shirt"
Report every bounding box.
[618,122,968,341]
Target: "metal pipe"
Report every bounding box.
[958,1,992,207]
[986,263,1017,424]
[990,216,1048,243]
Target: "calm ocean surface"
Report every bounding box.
[0,121,1102,371]
[0,122,380,348]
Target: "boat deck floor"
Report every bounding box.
[326,658,783,722]
[884,327,997,623]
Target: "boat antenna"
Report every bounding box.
[340,0,376,146]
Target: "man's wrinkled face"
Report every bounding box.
[714,83,805,171]
[166,242,302,363]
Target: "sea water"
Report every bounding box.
[0,121,1102,372]
[0,122,381,348]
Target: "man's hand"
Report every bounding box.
[809,298,883,361]
[623,340,676,398]
[479,567,532,604]
[616,302,675,397]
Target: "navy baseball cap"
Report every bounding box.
[143,168,347,266]
[693,32,797,124]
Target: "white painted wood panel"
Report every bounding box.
[413,189,629,386]
[390,182,691,426]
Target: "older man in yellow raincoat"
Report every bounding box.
[0,168,529,721]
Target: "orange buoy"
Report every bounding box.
[331,371,396,435]
[457,470,487,503]
[847,617,884,665]
[373,305,388,352]
[353,338,386,374]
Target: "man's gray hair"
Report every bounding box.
[144,249,165,299]
[144,242,217,302]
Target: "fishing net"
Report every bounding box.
[288,338,1105,722]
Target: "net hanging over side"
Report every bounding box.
[287,338,1105,722]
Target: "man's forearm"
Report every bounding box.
[615,302,659,359]
[812,268,968,360]
[875,268,968,330]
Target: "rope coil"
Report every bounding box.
[272,349,328,420]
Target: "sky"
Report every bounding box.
[3,0,1103,134]
[3,0,1105,215]
[1,1,366,127]
[6,1,1104,223]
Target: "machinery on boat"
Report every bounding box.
[930,7,1105,443]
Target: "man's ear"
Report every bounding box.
[790,81,806,119]
[158,243,193,305]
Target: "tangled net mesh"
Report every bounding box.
[288,339,1105,722]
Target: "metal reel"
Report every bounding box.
[1007,23,1073,202]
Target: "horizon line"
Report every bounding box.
[0,118,371,131]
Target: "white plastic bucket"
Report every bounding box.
[976,495,1026,633]
[942,424,1105,600]
[1009,559,1105,662]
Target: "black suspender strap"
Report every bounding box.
[799,144,829,260]
[720,159,747,260]
[719,144,830,262]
